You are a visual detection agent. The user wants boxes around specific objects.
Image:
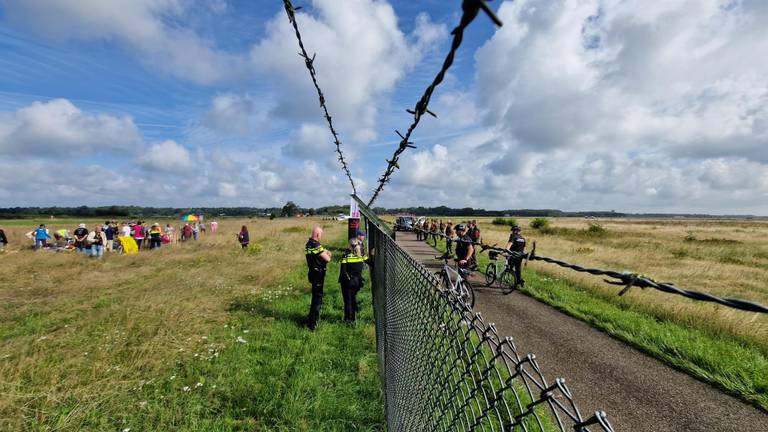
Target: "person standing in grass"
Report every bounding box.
[34,224,51,249]
[238,225,249,249]
[339,238,369,323]
[305,226,332,331]
[104,221,116,253]
[87,225,106,258]
[181,223,193,242]
[0,227,7,251]
[133,222,145,249]
[73,223,89,253]
[149,223,163,249]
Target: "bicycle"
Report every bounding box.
[434,253,475,308]
[484,249,522,294]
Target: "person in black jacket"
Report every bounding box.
[338,238,370,323]
[505,225,527,287]
[305,226,332,330]
[0,227,7,252]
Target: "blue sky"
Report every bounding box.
[1,0,767,214]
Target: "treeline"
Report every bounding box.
[376,206,625,218]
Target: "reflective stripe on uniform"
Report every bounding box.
[305,245,326,255]
[341,255,368,264]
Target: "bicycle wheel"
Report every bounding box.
[458,280,475,308]
[484,263,497,286]
[499,269,518,295]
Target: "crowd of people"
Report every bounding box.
[414,217,527,284]
[1,220,220,257]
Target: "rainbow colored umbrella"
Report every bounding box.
[181,214,199,222]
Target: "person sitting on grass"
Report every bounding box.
[238,225,249,249]
[87,224,106,258]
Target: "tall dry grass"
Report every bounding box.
[0,217,344,429]
[474,217,768,348]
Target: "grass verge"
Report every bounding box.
[428,236,768,412]
[116,235,384,431]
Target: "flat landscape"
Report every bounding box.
[403,216,768,412]
[0,218,383,431]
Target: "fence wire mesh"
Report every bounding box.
[354,196,614,432]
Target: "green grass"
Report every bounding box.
[114,237,384,431]
[429,237,768,412]
[7,234,384,431]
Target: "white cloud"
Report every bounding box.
[1,0,244,84]
[0,99,141,156]
[203,94,259,136]
[251,0,447,143]
[138,140,195,173]
[370,0,768,213]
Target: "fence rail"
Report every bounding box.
[355,195,614,432]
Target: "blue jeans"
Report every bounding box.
[91,244,104,257]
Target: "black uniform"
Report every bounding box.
[507,233,527,284]
[455,234,473,265]
[339,252,369,322]
[305,238,328,329]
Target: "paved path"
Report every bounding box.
[395,231,768,432]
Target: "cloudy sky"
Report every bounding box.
[1,0,766,214]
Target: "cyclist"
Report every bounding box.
[454,224,474,273]
[505,225,527,287]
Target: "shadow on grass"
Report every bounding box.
[228,294,351,327]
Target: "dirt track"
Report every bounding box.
[395,231,768,431]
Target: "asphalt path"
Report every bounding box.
[395,231,768,432]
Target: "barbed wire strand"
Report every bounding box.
[282,0,357,195]
[413,226,768,314]
[366,0,503,207]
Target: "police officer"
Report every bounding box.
[339,238,370,323]
[505,225,527,287]
[305,226,332,330]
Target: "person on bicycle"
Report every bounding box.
[454,224,474,273]
[505,225,527,287]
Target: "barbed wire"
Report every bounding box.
[412,225,768,314]
[282,0,357,195]
[366,0,503,207]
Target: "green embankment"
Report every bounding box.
[429,236,768,412]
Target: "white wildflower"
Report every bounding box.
[236,336,247,344]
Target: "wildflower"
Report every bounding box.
[195,382,203,388]
[182,386,191,392]
[170,375,176,380]
[236,336,247,344]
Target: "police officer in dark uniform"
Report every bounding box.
[505,225,527,287]
[305,226,332,330]
[339,238,370,323]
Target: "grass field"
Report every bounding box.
[419,216,768,411]
[0,218,384,430]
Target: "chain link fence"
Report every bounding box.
[354,196,614,432]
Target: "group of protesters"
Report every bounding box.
[1,220,220,257]
[415,218,482,254]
